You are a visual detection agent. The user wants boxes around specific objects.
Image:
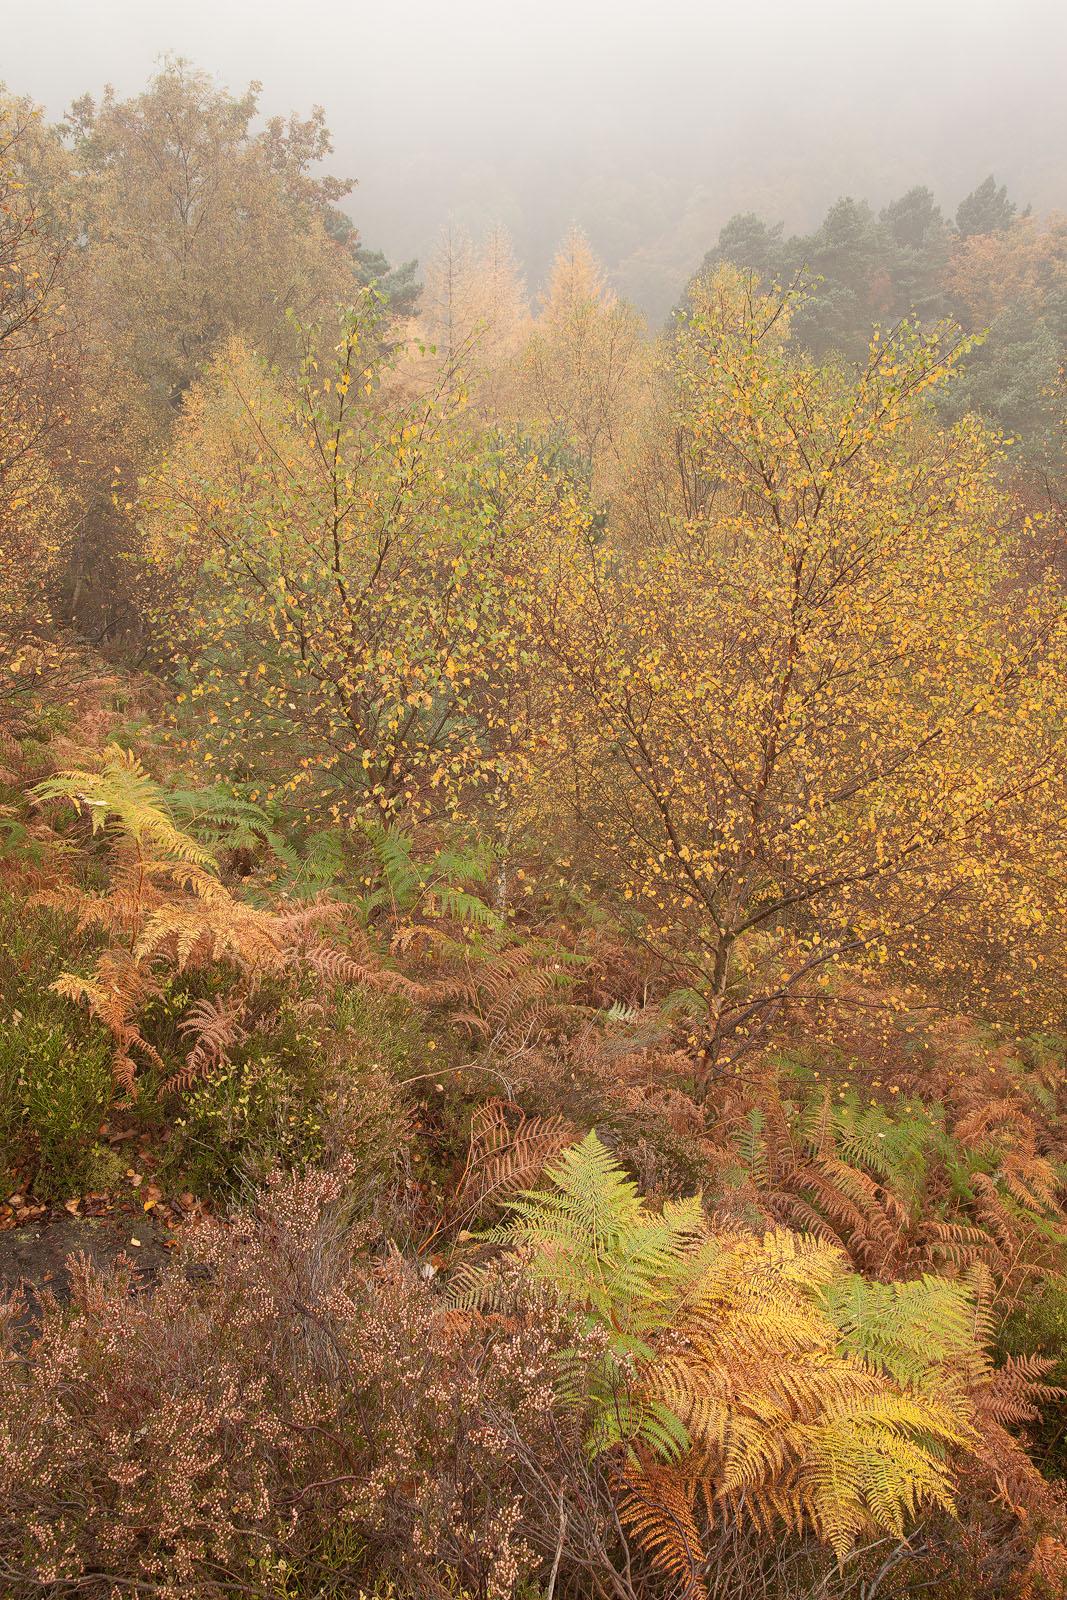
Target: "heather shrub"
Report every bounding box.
[0,1166,618,1600]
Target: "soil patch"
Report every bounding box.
[0,1208,175,1335]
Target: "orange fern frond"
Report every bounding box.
[615,1460,707,1598]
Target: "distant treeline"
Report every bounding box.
[697,177,1066,471]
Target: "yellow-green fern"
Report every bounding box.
[485,1132,987,1585]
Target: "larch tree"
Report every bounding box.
[522,227,648,492]
[418,223,479,376]
[465,224,532,411]
[415,223,531,409]
[472,226,531,352]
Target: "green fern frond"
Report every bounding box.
[361,818,420,906]
[166,782,277,854]
[822,1273,977,1386]
[829,1095,938,1200]
[429,887,501,928]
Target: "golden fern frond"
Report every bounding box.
[999,1148,1063,1213]
[802,1088,836,1163]
[427,976,480,1009]
[474,943,573,1042]
[271,892,347,943]
[487,1138,998,1564]
[33,745,216,868]
[164,859,234,902]
[1016,1535,1067,1599]
[786,1161,884,1257]
[768,1191,849,1250]
[449,1008,492,1039]
[954,1098,1032,1147]
[761,1085,799,1181]
[792,1398,961,1557]
[970,1171,1020,1255]
[920,1219,1002,1270]
[967,1416,1064,1522]
[976,1352,1063,1430]
[51,950,164,1092]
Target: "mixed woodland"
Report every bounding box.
[1,60,1067,1600]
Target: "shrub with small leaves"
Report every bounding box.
[0,896,114,1199]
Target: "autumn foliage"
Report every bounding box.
[0,62,1065,1600]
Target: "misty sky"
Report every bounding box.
[4,0,1066,315]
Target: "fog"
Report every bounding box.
[5,0,1066,315]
